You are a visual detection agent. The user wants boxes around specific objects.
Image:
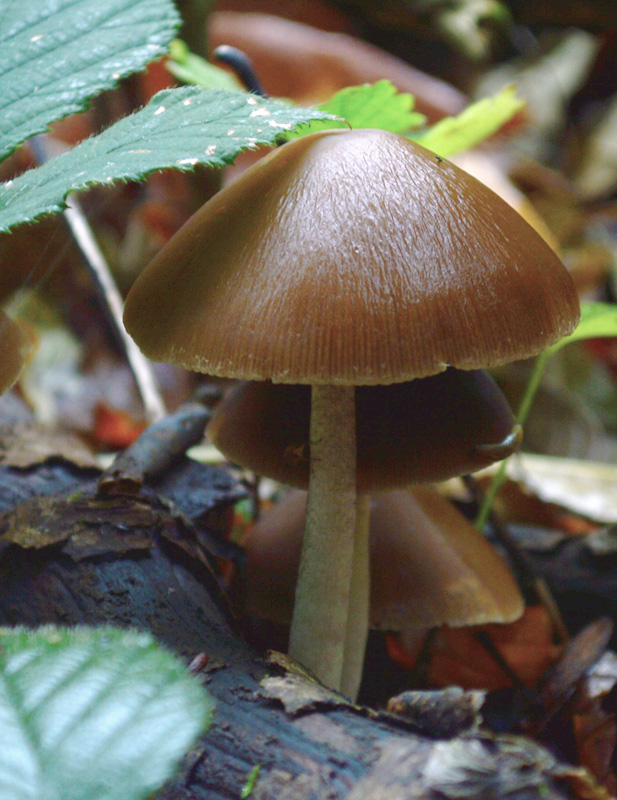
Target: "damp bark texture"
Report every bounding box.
[0,461,590,800]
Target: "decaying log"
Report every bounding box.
[0,458,602,800]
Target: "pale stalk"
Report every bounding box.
[340,492,371,701]
[288,385,357,691]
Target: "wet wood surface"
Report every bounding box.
[0,458,594,799]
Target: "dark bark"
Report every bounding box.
[0,459,597,800]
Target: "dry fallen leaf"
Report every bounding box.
[390,605,560,691]
[0,422,97,469]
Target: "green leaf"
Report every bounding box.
[0,86,339,233]
[0,626,213,800]
[412,85,525,158]
[548,302,617,355]
[319,80,426,133]
[167,39,243,91]
[282,80,424,142]
[0,0,180,159]
[0,0,181,162]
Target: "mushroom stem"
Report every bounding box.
[288,384,357,691]
[341,492,371,701]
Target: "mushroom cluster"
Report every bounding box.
[209,368,524,698]
[123,128,580,694]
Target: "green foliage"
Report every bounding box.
[548,302,617,354]
[0,0,181,161]
[166,43,526,154]
[475,301,617,530]
[281,80,424,140]
[0,1,338,233]
[0,87,338,233]
[319,80,426,133]
[412,85,524,157]
[0,626,213,800]
[241,765,262,798]
[167,39,243,91]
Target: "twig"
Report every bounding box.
[29,136,167,424]
[213,45,268,96]
[97,398,215,495]
[475,350,551,530]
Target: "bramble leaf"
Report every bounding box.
[319,80,425,133]
[0,87,339,232]
[0,626,213,800]
[0,0,181,161]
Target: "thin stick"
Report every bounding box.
[213,45,268,96]
[341,492,371,701]
[63,196,166,423]
[97,400,210,496]
[289,385,357,691]
[29,136,166,424]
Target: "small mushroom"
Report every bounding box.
[124,129,580,692]
[207,369,522,492]
[240,486,523,635]
[0,310,31,395]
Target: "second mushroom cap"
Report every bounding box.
[207,369,522,491]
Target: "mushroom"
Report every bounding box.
[239,486,523,650]
[0,310,31,395]
[123,128,580,692]
[208,368,522,698]
[206,369,522,492]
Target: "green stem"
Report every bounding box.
[474,349,552,531]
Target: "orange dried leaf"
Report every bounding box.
[390,606,560,691]
[93,404,147,450]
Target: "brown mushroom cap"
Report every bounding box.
[124,128,580,385]
[0,310,31,394]
[207,368,522,491]
[244,487,523,629]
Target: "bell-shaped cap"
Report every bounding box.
[207,368,522,491]
[0,311,31,394]
[124,128,580,385]
[243,487,524,629]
